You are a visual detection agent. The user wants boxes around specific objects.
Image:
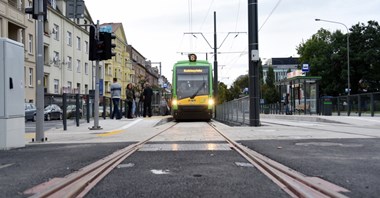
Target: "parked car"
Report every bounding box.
[44,104,63,121]
[25,103,36,122]
[66,105,83,119]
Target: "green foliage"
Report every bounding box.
[217,82,229,104]
[297,21,380,95]
[262,67,279,103]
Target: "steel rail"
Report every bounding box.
[208,122,350,198]
[28,122,178,198]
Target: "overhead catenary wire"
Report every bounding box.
[259,0,282,32]
[222,0,283,84]
[199,0,215,31]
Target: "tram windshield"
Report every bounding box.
[176,67,209,99]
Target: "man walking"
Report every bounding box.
[143,83,153,117]
[110,78,122,119]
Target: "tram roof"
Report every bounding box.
[174,60,211,67]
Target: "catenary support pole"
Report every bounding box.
[213,11,218,113]
[248,0,260,126]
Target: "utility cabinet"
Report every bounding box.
[0,38,25,149]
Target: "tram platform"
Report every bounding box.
[21,114,380,144]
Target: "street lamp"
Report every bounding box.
[315,18,350,96]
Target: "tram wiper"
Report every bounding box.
[190,81,206,99]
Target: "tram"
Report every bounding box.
[171,54,214,121]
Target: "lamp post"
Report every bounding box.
[315,18,350,96]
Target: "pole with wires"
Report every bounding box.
[248,0,260,126]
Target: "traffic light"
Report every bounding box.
[89,30,116,61]
[24,0,38,19]
[103,32,116,60]
[24,0,47,20]
[89,26,105,61]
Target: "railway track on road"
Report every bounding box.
[26,121,350,198]
[208,122,350,198]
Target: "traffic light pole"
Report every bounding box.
[90,20,102,130]
[35,0,45,142]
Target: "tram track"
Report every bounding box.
[208,122,350,198]
[27,122,179,198]
[27,120,350,198]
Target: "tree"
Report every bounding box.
[349,21,380,92]
[297,21,380,95]
[217,82,229,104]
[262,67,279,104]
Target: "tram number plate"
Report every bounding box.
[189,99,196,104]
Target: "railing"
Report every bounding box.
[40,92,167,130]
[215,92,380,125]
[215,96,250,125]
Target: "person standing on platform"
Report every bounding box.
[285,93,290,115]
[126,83,135,119]
[110,77,122,119]
[143,83,153,117]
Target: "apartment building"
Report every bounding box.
[43,0,93,95]
[1,0,37,102]
[100,22,133,99]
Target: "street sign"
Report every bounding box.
[302,63,309,72]
[99,79,103,96]
[100,25,112,33]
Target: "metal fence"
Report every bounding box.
[42,91,168,129]
[215,92,380,125]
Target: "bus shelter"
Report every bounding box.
[276,75,321,115]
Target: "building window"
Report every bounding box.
[67,81,72,93]
[53,51,59,65]
[67,56,72,70]
[54,79,59,94]
[77,60,81,73]
[53,24,59,40]
[67,31,72,46]
[27,1,32,19]
[85,41,88,54]
[85,62,88,75]
[50,0,56,9]
[28,34,33,54]
[28,68,33,87]
[77,36,81,50]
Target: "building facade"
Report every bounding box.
[1,0,160,104]
[100,23,132,99]
[1,0,37,102]
[262,57,300,83]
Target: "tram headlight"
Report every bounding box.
[172,99,178,106]
[208,98,215,106]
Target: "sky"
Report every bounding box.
[85,0,380,87]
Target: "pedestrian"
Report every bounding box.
[284,93,290,115]
[126,83,135,119]
[110,77,122,119]
[160,96,168,116]
[143,83,153,117]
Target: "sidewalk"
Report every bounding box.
[260,114,380,126]
[24,116,173,144]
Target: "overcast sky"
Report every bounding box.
[85,0,380,86]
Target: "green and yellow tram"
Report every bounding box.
[171,54,214,121]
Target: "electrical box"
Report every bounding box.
[0,38,25,149]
